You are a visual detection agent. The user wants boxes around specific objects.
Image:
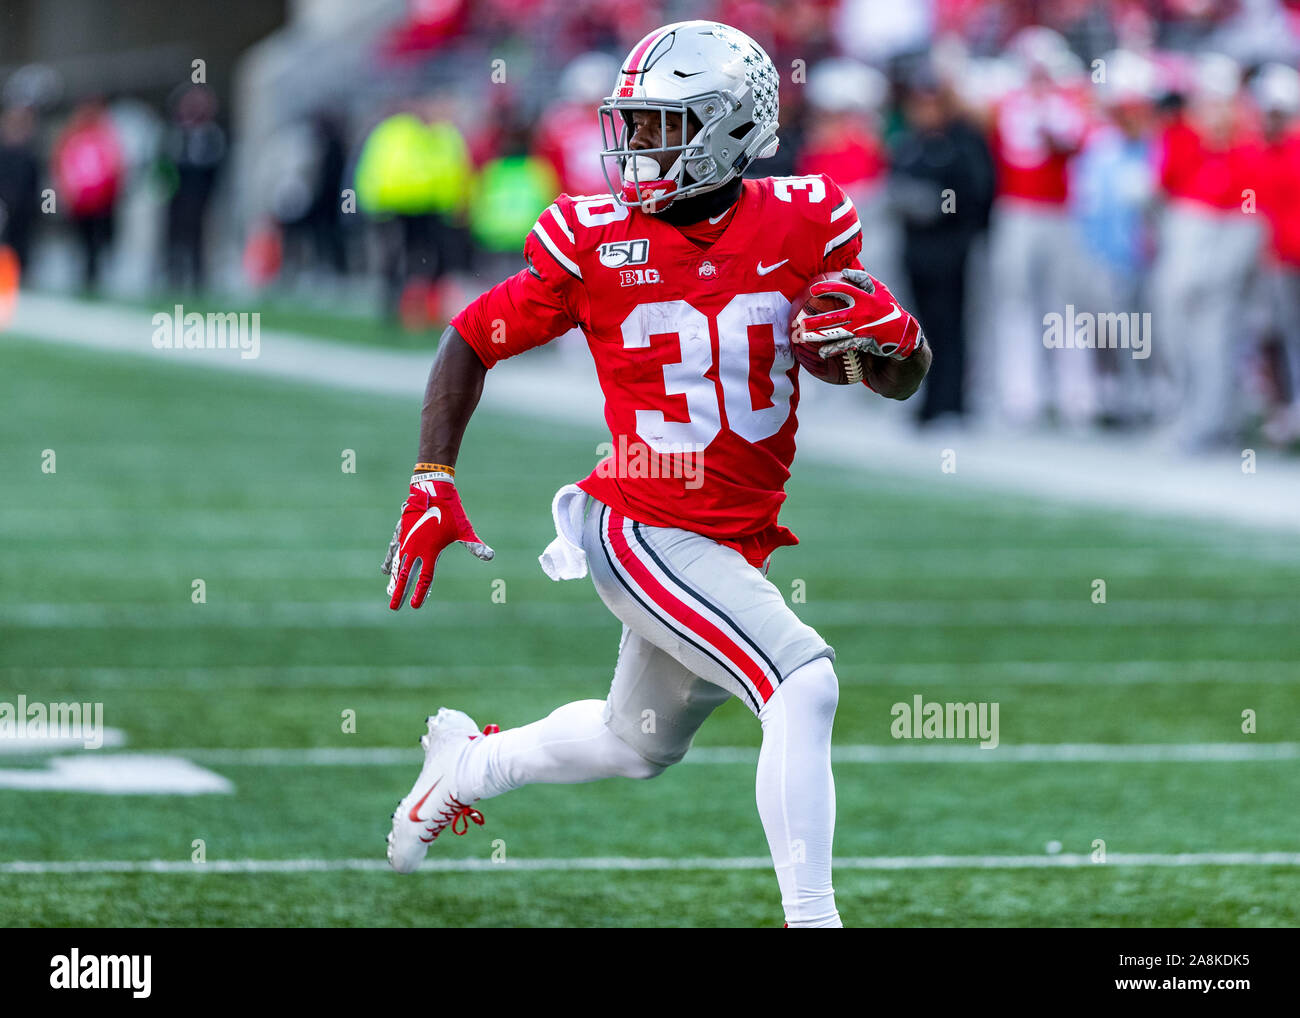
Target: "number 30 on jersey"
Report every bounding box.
[620,291,795,452]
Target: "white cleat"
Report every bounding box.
[386,708,497,874]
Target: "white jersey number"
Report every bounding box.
[772,175,827,204]
[620,292,795,453]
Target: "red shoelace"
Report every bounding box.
[418,725,497,842]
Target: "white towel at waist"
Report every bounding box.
[538,483,589,581]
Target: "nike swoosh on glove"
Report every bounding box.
[800,268,924,361]
[382,468,494,611]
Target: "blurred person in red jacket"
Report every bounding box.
[985,27,1094,429]
[1253,63,1300,445]
[52,96,124,292]
[534,52,621,197]
[796,58,896,291]
[379,0,469,60]
[1149,53,1265,450]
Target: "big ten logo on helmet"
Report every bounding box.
[599,239,650,268]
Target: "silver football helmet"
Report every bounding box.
[598,20,780,213]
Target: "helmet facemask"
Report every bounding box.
[598,94,739,214]
[597,20,782,213]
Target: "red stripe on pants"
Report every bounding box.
[606,511,775,703]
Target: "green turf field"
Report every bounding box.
[1,333,1298,927]
[79,290,442,349]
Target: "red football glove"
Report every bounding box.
[382,466,494,611]
[800,268,924,361]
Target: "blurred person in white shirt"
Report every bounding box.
[1069,50,1161,426]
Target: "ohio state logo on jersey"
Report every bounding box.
[697,260,718,279]
[599,239,650,268]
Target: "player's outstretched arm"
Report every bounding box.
[417,325,488,467]
[381,326,495,611]
[381,197,581,609]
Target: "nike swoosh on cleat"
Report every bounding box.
[399,507,442,555]
[407,779,440,822]
[756,258,789,275]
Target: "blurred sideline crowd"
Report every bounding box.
[2,0,1300,449]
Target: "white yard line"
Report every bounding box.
[157,742,1300,766]
[6,660,1295,686]
[2,598,1298,628]
[7,292,1300,534]
[4,852,1299,875]
[0,542,1294,572]
[12,740,1290,767]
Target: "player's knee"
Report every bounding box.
[611,737,669,780]
[620,753,669,780]
[785,655,839,723]
[605,726,671,780]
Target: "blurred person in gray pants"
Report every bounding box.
[1149,55,1263,450]
[1253,64,1300,445]
[985,29,1092,428]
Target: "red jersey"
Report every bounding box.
[1159,116,1265,212]
[1260,130,1300,266]
[991,87,1088,205]
[453,174,865,567]
[52,115,123,217]
[796,129,888,193]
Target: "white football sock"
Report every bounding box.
[455,699,663,802]
[756,656,842,928]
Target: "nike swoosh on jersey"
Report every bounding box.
[756,258,789,275]
[400,507,443,554]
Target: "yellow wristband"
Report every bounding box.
[414,463,455,476]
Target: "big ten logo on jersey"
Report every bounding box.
[620,267,660,287]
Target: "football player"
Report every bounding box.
[381,19,930,928]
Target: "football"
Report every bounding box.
[790,270,864,385]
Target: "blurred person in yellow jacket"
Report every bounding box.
[469,119,558,279]
[355,96,472,325]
